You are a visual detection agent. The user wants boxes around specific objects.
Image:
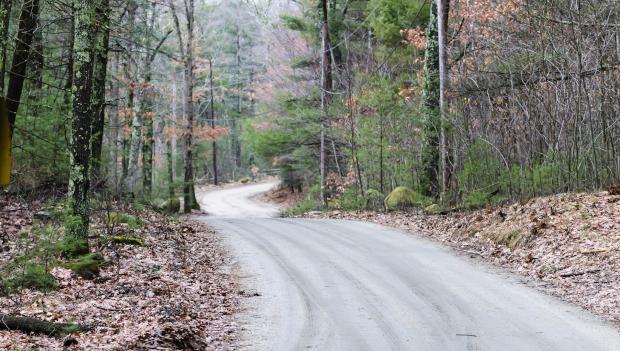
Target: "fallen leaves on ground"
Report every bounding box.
[0,196,239,350]
[304,191,620,325]
[260,186,304,207]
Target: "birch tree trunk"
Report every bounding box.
[67,0,97,247]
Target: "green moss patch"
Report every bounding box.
[109,236,144,246]
[151,198,181,214]
[64,253,106,280]
[384,186,430,210]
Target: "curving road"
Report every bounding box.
[197,182,620,351]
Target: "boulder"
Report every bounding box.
[152,198,181,214]
[384,186,428,210]
[424,204,442,215]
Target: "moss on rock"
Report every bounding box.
[109,236,144,246]
[64,253,106,280]
[384,186,430,210]
[57,236,90,258]
[424,204,442,215]
[106,212,141,230]
[152,198,181,214]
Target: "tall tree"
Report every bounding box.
[420,0,440,198]
[437,0,451,198]
[141,8,171,195]
[126,5,148,192]
[170,0,199,212]
[120,3,136,189]
[209,57,218,185]
[6,0,39,137]
[0,0,13,95]
[67,0,97,248]
[233,29,242,170]
[90,0,111,181]
[319,0,332,205]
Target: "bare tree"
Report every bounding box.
[169,0,199,212]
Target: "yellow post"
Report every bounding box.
[0,97,11,185]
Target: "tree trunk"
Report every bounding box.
[54,9,74,171]
[0,0,12,96]
[420,0,441,198]
[233,30,242,170]
[319,0,332,205]
[141,22,171,196]
[67,0,97,244]
[437,0,451,199]
[126,85,143,192]
[209,58,218,185]
[6,0,39,137]
[0,314,83,337]
[169,0,198,212]
[120,5,136,190]
[90,0,110,182]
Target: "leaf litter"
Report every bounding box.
[0,195,240,350]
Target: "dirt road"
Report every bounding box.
[197,182,620,351]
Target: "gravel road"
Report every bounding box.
[197,182,620,351]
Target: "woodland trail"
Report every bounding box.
[196,183,620,351]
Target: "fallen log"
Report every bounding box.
[0,314,83,337]
[559,269,601,278]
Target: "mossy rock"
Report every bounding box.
[109,236,144,246]
[240,177,252,184]
[64,253,106,280]
[424,204,442,215]
[106,212,141,230]
[384,186,429,210]
[151,198,180,214]
[57,236,89,258]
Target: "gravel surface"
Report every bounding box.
[200,184,620,351]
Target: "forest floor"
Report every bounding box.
[293,191,620,326]
[0,193,239,350]
[259,186,305,208]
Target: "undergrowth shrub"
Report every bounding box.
[1,226,62,294]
